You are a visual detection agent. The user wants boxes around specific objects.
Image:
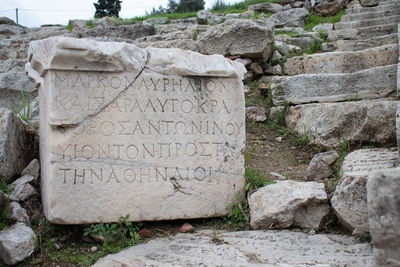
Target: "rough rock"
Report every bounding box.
[284,44,398,75]
[92,17,119,27]
[68,19,87,29]
[93,230,374,266]
[305,151,338,181]
[249,62,263,75]
[314,0,346,16]
[324,33,398,52]
[367,168,400,266]
[327,23,398,42]
[9,175,39,202]
[0,108,34,181]
[145,17,168,25]
[0,223,36,265]
[170,18,198,24]
[283,4,292,10]
[249,180,330,229]
[0,24,27,36]
[265,64,282,75]
[0,17,17,25]
[272,64,397,105]
[331,148,398,234]
[341,8,400,22]
[291,1,304,8]
[0,72,34,93]
[197,19,274,61]
[234,58,252,67]
[73,24,155,41]
[248,3,283,13]
[274,41,301,56]
[268,8,310,27]
[312,23,333,32]
[6,202,30,225]
[245,107,267,122]
[26,36,246,223]
[283,100,397,148]
[21,159,40,179]
[334,15,399,30]
[360,0,380,6]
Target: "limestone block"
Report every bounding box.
[268,8,310,27]
[26,37,246,224]
[197,19,274,61]
[249,180,330,229]
[331,148,398,234]
[0,223,36,265]
[0,108,34,181]
[285,101,397,148]
[367,168,400,266]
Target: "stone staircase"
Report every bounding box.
[271,0,399,149]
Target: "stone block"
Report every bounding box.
[26,37,246,224]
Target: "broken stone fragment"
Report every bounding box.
[304,151,338,181]
[249,180,330,229]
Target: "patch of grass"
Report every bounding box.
[86,20,95,29]
[304,10,345,31]
[211,0,279,14]
[304,40,324,54]
[64,25,74,31]
[128,11,198,22]
[275,30,300,37]
[0,179,13,195]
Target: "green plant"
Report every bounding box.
[86,20,95,28]
[294,125,310,146]
[226,191,249,230]
[304,40,323,54]
[0,179,13,195]
[317,29,328,42]
[335,139,350,174]
[304,10,345,30]
[346,92,359,102]
[64,25,74,31]
[13,91,32,124]
[83,215,142,246]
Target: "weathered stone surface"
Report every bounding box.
[367,168,400,266]
[324,33,398,52]
[170,18,198,24]
[314,0,346,16]
[341,8,400,22]
[136,39,198,51]
[284,100,397,147]
[0,108,34,181]
[274,40,301,56]
[305,151,338,181]
[0,223,36,265]
[245,107,267,122]
[334,15,399,30]
[0,24,27,36]
[21,159,40,179]
[93,230,374,266]
[9,175,39,202]
[26,37,246,224]
[0,17,16,25]
[346,1,400,13]
[68,19,87,29]
[360,0,379,6]
[73,24,155,41]
[145,17,168,25]
[248,3,283,13]
[331,148,398,234]
[268,8,310,27]
[197,19,274,61]
[284,44,398,75]
[6,202,30,225]
[249,180,330,229]
[328,24,398,42]
[0,72,34,93]
[272,64,396,105]
[312,23,333,32]
[0,59,26,73]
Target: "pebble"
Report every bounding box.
[309,229,316,235]
[54,243,61,250]
[270,172,286,180]
[275,137,283,143]
[90,246,98,252]
[180,223,194,233]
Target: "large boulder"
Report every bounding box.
[197,19,274,61]
[0,223,36,265]
[367,168,400,266]
[268,8,310,27]
[331,148,398,234]
[282,100,397,148]
[0,108,35,181]
[314,0,346,16]
[249,180,330,229]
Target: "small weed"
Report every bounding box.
[225,191,249,230]
[346,92,359,102]
[359,232,372,243]
[317,29,328,42]
[86,20,95,29]
[13,91,32,125]
[304,40,323,54]
[275,30,300,37]
[249,11,260,19]
[304,11,345,31]
[0,179,13,195]
[335,139,351,175]
[294,125,310,146]
[64,25,74,31]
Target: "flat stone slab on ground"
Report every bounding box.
[93,230,374,267]
[26,37,246,224]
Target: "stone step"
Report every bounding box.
[270,100,397,148]
[271,64,397,105]
[346,2,400,13]
[331,148,398,234]
[323,33,398,52]
[334,15,399,30]
[341,9,400,22]
[92,230,374,267]
[327,23,398,42]
[284,44,397,75]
